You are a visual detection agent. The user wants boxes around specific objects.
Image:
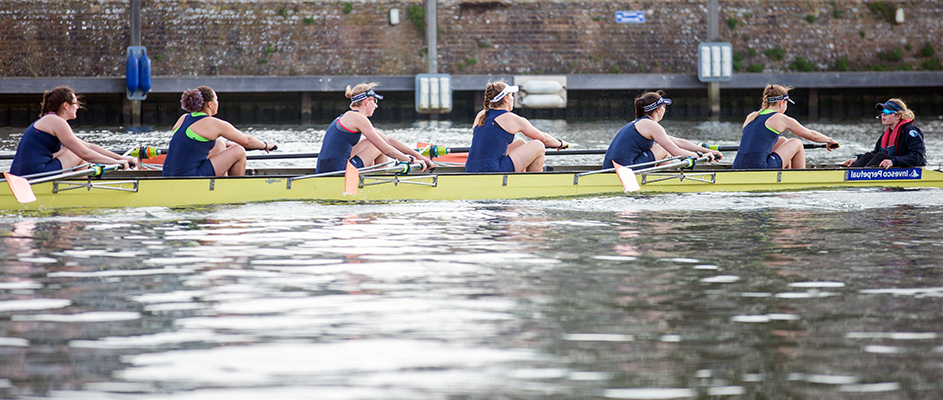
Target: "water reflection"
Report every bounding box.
[0,191,942,398]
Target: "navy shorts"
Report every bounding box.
[733,152,783,170]
[466,155,515,173]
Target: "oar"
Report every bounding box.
[575,156,684,179]
[700,143,837,152]
[420,144,606,159]
[128,146,292,160]
[613,156,712,192]
[0,164,92,184]
[4,164,121,204]
[343,160,431,196]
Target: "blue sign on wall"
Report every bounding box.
[615,11,644,23]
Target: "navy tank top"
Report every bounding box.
[162,113,217,177]
[603,117,655,169]
[466,109,516,173]
[11,122,63,175]
[732,110,782,169]
[316,113,362,173]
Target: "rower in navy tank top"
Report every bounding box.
[164,86,276,177]
[466,109,516,173]
[10,87,134,176]
[11,123,63,175]
[315,84,432,174]
[732,110,783,169]
[732,86,839,170]
[602,117,655,169]
[466,82,568,173]
[602,91,720,170]
[316,111,366,173]
[162,112,217,177]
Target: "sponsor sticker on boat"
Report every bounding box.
[845,168,922,181]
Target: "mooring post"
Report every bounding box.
[707,0,720,122]
[808,88,819,121]
[129,0,142,126]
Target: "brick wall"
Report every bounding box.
[0,0,940,78]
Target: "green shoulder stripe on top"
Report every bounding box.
[759,109,782,135]
[185,112,211,142]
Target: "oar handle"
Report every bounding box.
[575,155,685,178]
[634,156,711,174]
[28,164,121,185]
[700,143,835,152]
[247,152,319,160]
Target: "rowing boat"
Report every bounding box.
[1,163,941,211]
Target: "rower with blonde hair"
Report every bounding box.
[466,81,567,173]
[316,82,432,173]
[732,85,839,169]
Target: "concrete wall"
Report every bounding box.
[1,0,941,78]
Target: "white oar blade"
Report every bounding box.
[343,161,359,196]
[4,172,37,203]
[612,162,640,192]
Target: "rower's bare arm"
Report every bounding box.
[647,124,696,158]
[783,116,823,141]
[673,137,723,160]
[512,115,564,148]
[360,123,409,162]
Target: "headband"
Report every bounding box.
[876,101,903,113]
[767,93,795,104]
[350,89,383,104]
[489,85,519,103]
[642,96,672,113]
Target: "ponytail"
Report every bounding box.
[474,81,509,127]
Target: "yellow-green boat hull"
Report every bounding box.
[1,167,940,211]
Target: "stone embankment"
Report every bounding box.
[0,0,940,78]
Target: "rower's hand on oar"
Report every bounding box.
[416,155,434,172]
[118,156,136,170]
[825,139,840,151]
[261,141,278,153]
[696,152,722,162]
[552,138,569,151]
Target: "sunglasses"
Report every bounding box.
[880,108,896,116]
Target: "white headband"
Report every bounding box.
[489,85,519,103]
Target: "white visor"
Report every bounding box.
[490,85,519,103]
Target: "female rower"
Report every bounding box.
[841,99,926,169]
[10,87,135,175]
[733,85,839,170]
[466,81,567,173]
[603,91,721,169]
[316,83,432,174]
[163,86,276,177]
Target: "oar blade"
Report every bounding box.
[3,172,37,203]
[612,162,640,192]
[343,161,359,196]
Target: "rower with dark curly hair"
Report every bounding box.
[163,86,276,177]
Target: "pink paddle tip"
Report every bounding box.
[4,172,37,203]
[343,161,359,196]
[612,162,640,192]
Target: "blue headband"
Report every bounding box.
[350,89,383,104]
[767,94,795,104]
[875,101,902,113]
[642,96,672,113]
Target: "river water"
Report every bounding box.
[1,118,943,399]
